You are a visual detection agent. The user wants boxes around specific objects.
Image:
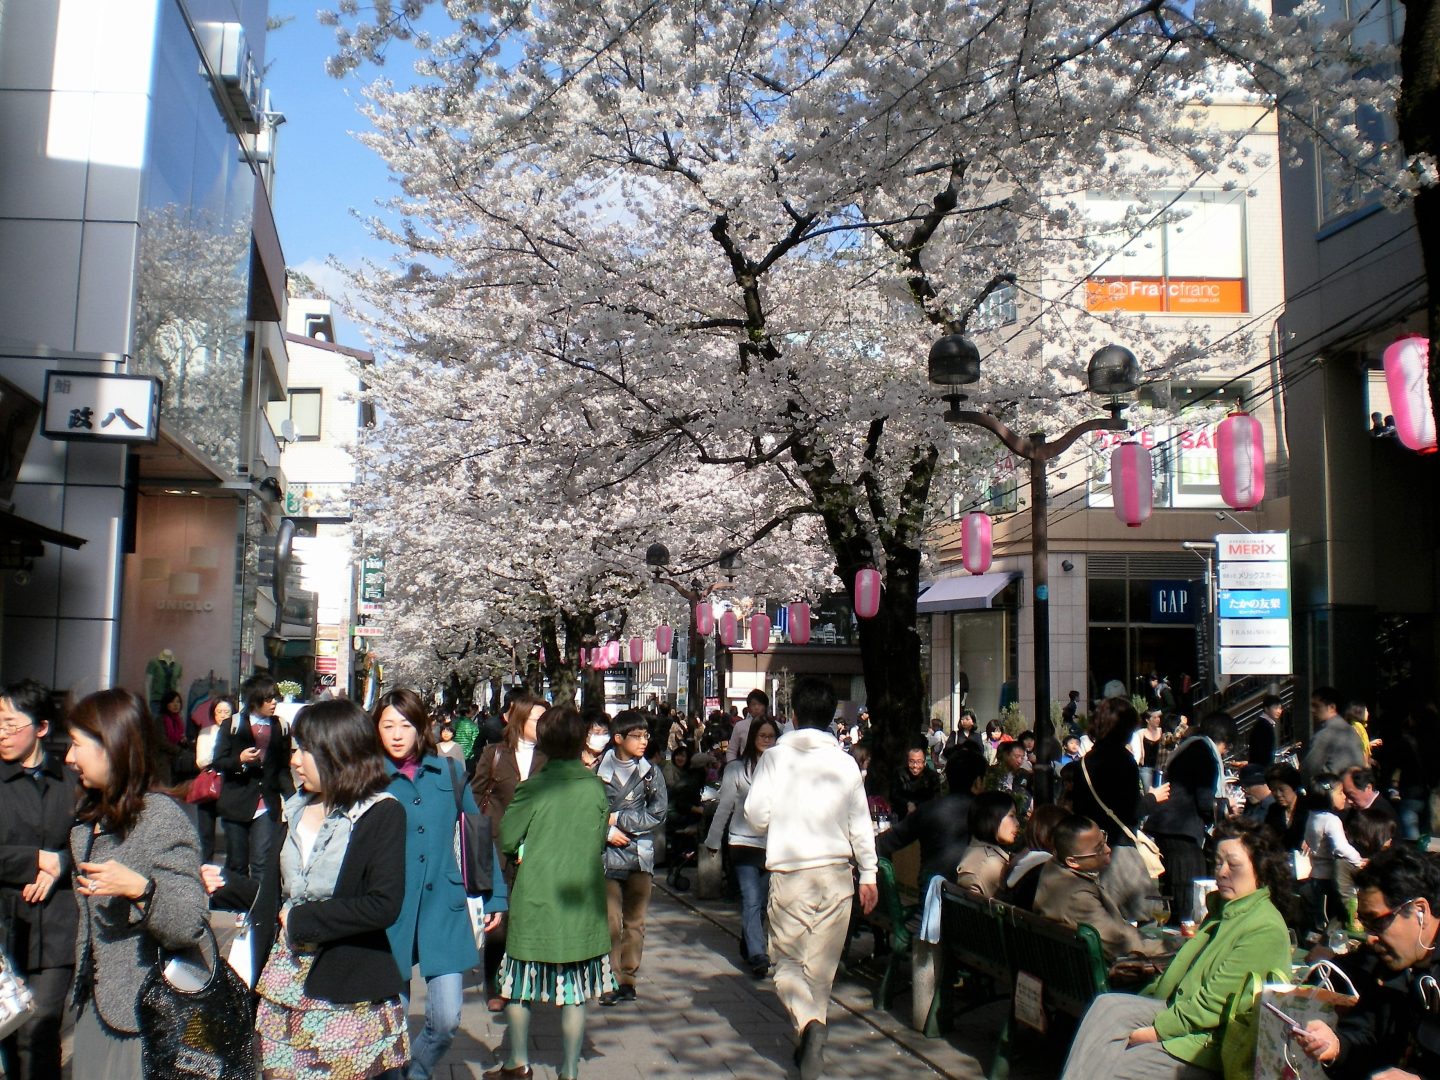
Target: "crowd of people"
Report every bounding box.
[1,670,1438,1079]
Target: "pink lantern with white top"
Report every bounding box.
[788,602,811,645]
[695,601,714,637]
[655,624,674,655]
[750,614,772,654]
[1217,411,1265,510]
[961,512,993,574]
[1384,335,1438,454]
[1111,441,1153,528]
[628,636,643,663]
[719,610,738,647]
[578,647,588,667]
[854,568,882,619]
[606,640,621,665]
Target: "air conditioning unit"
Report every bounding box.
[197,22,261,132]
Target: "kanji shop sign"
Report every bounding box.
[43,371,160,443]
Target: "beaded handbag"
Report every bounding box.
[0,947,34,1041]
[137,923,257,1080]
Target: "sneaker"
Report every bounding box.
[618,984,638,1002]
[599,990,622,1007]
[749,959,769,979]
[798,1020,827,1080]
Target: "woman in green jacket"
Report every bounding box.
[484,706,614,1080]
[1060,821,1295,1079]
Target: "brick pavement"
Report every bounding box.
[422,882,1059,1080]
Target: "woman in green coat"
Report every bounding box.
[1060,821,1295,1079]
[484,706,614,1080]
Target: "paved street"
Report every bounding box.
[419,882,1055,1080]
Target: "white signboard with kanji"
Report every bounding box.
[43,371,160,443]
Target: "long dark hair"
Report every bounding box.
[1212,819,1297,922]
[371,687,438,761]
[739,718,780,778]
[1091,697,1139,743]
[294,699,389,809]
[70,688,157,837]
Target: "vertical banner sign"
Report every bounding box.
[1216,533,1291,675]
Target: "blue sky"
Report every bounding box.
[264,3,434,344]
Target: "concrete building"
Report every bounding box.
[0,0,290,705]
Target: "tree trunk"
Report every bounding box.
[1398,0,1440,434]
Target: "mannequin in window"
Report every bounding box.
[144,649,182,717]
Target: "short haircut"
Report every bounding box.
[241,672,278,714]
[1018,730,1035,744]
[1198,711,1238,747]
[1264,763,1303,791]
[1348,804,1397,858]
[1355,846,1440,911]
[1212,820,1297,921]
[1311,686,1341,712]
[0,679,57,729]
[1063,734,1081,748]
[968,791,1016,844]
[537,705,587,760]
[945,751,988,794]
[1052,814,1101,861]
[906,746,928,759]
[69,688,157,837]
[1346,767,1376,790]
[609,709,650,738]
[791,676,836,730]
[371,687,438,760]
[746,688,769,709]
[1262,694,1283,710]
[293,699,389,810]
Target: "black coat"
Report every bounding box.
[1247,717,1276,767]
[1070,739,1147,849]
[1144,737,1221,845]
[213,710,295,823]
[0,754,78,970]
[876,791,972,886]
[1329,948,1440,1079]
[217,797,407,1004]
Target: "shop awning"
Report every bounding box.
[0,509,86,552]
[916,572,1016,613]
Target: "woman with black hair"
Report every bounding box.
[65,689,207,1077]
[232,699,409,1078]
[955,792,1019,898]
[704,718,780,977]
[1060,820,1295,1078]
[1261,762,1309,851]
[487,706,614,1080]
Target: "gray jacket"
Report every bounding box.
[1302,717,1366,784]
[597,754,667,878]
[70,793,208,1033]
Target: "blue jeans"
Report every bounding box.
[401,971,464,1080]
[1399,798,1426,843]
[733,848,770,964]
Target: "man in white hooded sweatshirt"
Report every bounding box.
[744,676,877,1080]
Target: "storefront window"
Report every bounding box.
[952,610,1009,720]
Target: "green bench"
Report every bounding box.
[870,857,922,1009]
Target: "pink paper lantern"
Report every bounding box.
[578,647,588,667]
[1384,335,1437,454]
[1217,411,1265,510]
[538,647,545,666]
[628,636,643,663]
[961,512,993,575]
[718,610,738,647]
[606,640,621,665]
[1111,441,1153,528]
[787,602,811,645]
[854,568,882,619]
[750,613,772,654]
[695,601,714,637]
[655,624,674,655]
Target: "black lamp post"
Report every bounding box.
[644,544,742,717]
[930,336,1141,733]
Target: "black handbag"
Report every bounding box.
[446,758,492,897]
[137,922,257,1080]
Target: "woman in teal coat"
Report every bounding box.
[374,690,508,1080]
[485,705,614,1080]
[1060,820,1295,1079]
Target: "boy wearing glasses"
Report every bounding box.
[597,711,667,1006]
[1294,845,1440,1078]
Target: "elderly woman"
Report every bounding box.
[1059,820,1294,1079]
[955,792,1020,898]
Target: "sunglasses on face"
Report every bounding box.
[1359,898,1420,935]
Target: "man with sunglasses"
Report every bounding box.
[1295,845,1440,1078]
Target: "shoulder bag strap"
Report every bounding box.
[445,757,465,819]
[1080,754,1146,848]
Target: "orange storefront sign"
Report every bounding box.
[1086,277,1246,314]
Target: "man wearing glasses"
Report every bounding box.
[1034,816,1169,966]
[1294,845,1440,1078]
[596,711,667,1006]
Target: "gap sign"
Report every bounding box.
[1216,532,1291,675]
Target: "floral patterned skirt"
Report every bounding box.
[255,934,409,1080]
[498,953,616,1005]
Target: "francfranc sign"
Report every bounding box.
[156,599,215,613]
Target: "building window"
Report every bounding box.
[1084,191,1248,315]
[287,389,322,441]
[972,281,1018,331]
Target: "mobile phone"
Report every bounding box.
[1264,1001,1304,1033]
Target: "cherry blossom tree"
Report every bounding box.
[326,0,1408,772]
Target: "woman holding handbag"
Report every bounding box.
[373,689,507,1080]
[470,691,547,1011]
[64,688,209,1077]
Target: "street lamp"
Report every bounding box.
[643,543,738,716]
[929,335,1141,733]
